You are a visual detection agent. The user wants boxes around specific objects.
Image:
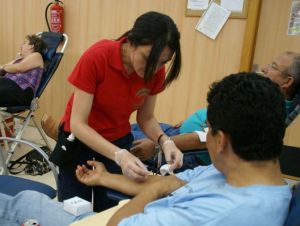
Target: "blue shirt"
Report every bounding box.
[286,99,295,115]
[119,165,291,226]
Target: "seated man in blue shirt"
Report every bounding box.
[0,72,292,226]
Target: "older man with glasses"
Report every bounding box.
[260,51,300,125]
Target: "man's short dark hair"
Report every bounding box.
[207,72,286,161]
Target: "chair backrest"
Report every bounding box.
[286,92,300,127]
[284,183,300,226]
[36,52,63,98]
[35,32,67,98]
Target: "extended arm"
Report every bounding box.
[131,132,206,161]
[172,132,206,150]
[107,175,186,226]
[76,161,161,196]
[75,160,186,226]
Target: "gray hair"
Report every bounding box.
[284,51,300,98]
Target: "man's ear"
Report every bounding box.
[281,75,295,92]
[216,130,229,154]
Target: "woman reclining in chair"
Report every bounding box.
[0,34,47,106]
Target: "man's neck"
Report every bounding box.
[223,158,285,187]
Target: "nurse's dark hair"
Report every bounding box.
[118,11,181,86]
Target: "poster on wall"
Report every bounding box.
[288,0,300,35]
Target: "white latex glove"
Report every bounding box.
[161,139,183,171]
[115,149,149,182]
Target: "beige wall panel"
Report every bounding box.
[253,0,300,147]
[1,0,246,126]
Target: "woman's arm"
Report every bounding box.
[136,96,164,144]
[2,52,43,73]
[70,87,121,160]
[136,96,183,169]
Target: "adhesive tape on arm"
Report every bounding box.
[160,164,173,176]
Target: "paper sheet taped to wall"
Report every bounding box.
[187,0,209,10]
[195,2,231,40]
[220,0,244,13]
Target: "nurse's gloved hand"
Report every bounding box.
[161,139,183,171]
[115,149,149,182]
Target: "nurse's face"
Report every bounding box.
[129,45,173,78]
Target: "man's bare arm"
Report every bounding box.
[76,161,161,196]
[172,132,206,150]
[107,175,186,226]
[131,132,207,160]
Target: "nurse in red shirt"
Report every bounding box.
[50,11,183,211]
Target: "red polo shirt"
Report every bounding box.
[61,38,165,141]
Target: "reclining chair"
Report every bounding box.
[0,31,68,198]
[0,31,68,169]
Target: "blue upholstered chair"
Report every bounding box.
[0,137,58,198]
[0,175,56,198]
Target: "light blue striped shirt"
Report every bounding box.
[119,165,291,226]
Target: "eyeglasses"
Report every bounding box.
[267,63,292,77]
[268,63,286,73]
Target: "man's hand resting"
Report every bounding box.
[76,160,108,187]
